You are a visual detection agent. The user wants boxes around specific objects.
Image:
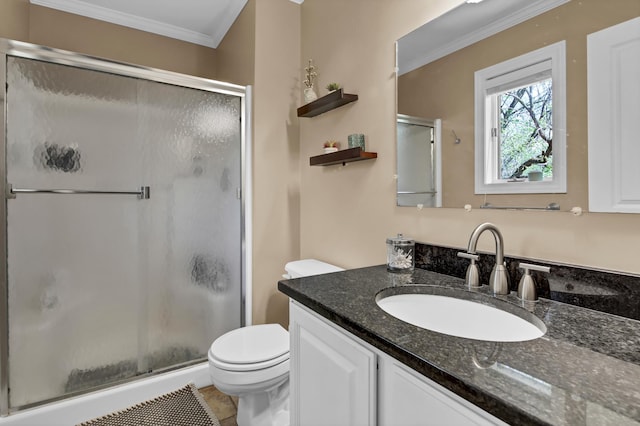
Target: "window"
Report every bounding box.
[474,41,566,194]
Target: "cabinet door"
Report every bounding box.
[379,358,506,426]
[588,17,640,213]
[289,301,376,426]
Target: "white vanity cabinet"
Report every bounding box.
[289,300,507,426]
[289,300,377,425]
[378,357,507,426]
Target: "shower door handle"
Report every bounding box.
[6,184,151,199]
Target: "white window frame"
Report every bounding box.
[474,41,567,194]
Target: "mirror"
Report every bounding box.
[396,0,639,209]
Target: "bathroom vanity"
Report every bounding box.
[289,299,507,425]
[278,265,640,425]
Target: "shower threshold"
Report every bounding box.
[0,363,211,425]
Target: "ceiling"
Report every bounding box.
[29,0,250,48]
[397,0,568,75]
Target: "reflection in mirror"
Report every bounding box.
[396,0,640,209]
[396,115,441,207]
[473,41,567,195]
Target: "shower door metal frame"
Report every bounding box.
[0,38,251,415]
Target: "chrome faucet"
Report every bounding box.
[466,223,510,295]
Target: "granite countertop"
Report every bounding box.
[278,266,640,426]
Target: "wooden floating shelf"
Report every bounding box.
[310,147,377,166]
[297,89,358,118]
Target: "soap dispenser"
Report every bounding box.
[517,262,551,301]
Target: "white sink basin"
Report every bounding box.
[376,288,546,342]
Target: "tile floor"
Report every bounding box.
[198,385,239,426]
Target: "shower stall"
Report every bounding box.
[0,39,250,415]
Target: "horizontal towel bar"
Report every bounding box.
[480,202,559,211]
[7,184,150,199]
[397,191,437,195]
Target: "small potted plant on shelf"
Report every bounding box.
[323,140,340,153]
[326,82,341,93]
[303,59,318,103]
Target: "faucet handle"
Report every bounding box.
[457,252,481,288]
[457,252,478,260]
[519,262,551,273]
[517,262,551,301]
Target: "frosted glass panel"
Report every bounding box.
[6,197,141,406]
[6,57,142,407]
[137,80,242,371]
[5,56,242,408]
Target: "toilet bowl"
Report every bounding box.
[209,324,290,426]
[208,259,343,426]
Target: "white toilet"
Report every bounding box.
[208,259,344,426]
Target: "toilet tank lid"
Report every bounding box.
[285,259,344,278]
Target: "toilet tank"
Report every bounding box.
[283,259,344,279]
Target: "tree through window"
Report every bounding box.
[497,78,552,180]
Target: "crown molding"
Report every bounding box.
[29,0,244,48]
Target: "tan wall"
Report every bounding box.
[0,0,30,42]
[0,1,217,79]
[251,0,301,327]
[299,0,640,276]
[217,0,256,86]
[398,0,639,209]
[213,0,301,327]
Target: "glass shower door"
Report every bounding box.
[4,55,243,409]
[137,78,243,373]
[6,57,143,407]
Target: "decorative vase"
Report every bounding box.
[323,147,338,154]
[304,87,318,103]
[348,133,366,150]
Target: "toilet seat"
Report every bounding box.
[210,352,289,372]
[209,324,289,372]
